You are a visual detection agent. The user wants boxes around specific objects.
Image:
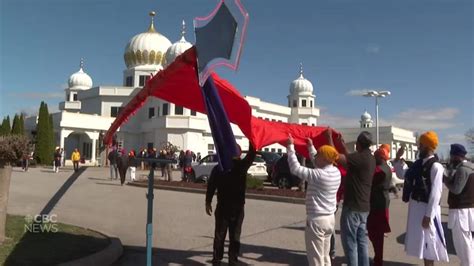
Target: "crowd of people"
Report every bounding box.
[205,129,473,266]
[105,146,202,185]
[21,146,80,173]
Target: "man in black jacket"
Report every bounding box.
[205,142,256,265]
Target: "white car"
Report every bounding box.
[191,154,267,182]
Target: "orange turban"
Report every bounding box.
[374,146,389,161]
[380,144,390,154]
[317,145,339,164]
[419,131,438,150]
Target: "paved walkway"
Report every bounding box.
[8,166,459,265]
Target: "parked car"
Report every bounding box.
[271,154,305,189]
[256,151,281,180]
[191,153,268,183]
[242,153,268,181]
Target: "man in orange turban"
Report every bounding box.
[393,131,449,265]
[286,134,341,265]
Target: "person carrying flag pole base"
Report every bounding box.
[205,141,256,266]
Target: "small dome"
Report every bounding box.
[164,20,193,67]
[361,110,372,121]
[68,59,93,90]
[289,63,314,95]
[124,12,172,69]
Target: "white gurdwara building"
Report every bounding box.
[337,110,418,160]
[26,13,320,165]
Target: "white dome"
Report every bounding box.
[289,64,314,95]
[124,12,172,69]
[68,59,93,90]
[361,110,372,121]
[164,21,193,67]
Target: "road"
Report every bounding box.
[7,166,459,265]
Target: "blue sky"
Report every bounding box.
[1,0,472,156]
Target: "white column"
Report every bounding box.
[60,130,65,149]
[91,138,96,164]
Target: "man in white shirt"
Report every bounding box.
[393,131,448,266]
[287,134,341,265]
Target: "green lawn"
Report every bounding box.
[0,215,110,266]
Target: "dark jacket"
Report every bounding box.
[344,149,376,212]
[370,162,392,210]
[206,145,256,208]
[183,154,193,168]
[128,156,138,168]
[446,161,474,209]
[108,150,118,165]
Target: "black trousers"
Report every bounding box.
[213,204,245,264]
[73,161,79,171]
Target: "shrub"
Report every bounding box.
[0,135,29,167]
[246,174,264,190]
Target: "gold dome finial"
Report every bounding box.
[148,11,156,33]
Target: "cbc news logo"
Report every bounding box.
[24,214,59,233]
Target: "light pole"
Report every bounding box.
[362,90,391,147]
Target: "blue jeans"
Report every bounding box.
[340,206,369,266]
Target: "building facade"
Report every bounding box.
[26,13,320,165]
[337,111,418,160]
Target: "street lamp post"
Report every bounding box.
[362,90,391,147]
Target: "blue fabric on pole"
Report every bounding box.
[202,75,239,172]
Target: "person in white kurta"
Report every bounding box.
[393,131,449,265]
[444,144,474,266]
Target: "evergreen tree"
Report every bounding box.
[19,114,25,135]
[0,116,11,136]
[48,112,55,157]
[11,114,21,135]
[0,118,7,136]
[35,102,53,164]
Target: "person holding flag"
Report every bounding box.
[205,141,256,265]
[287,132,341,265]
[367,145,393,266]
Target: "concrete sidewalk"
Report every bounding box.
[8,166,459,265]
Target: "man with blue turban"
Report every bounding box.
[444,143,474,266]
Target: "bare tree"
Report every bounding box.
[466,128,474,160]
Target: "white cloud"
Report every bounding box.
[345,89,372,96]
[320,107,460,132]
[318,112,359,128]
[385,108,460,132]
[9,92,63,99]
[366,44,380,54]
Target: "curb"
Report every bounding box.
[59,237,123,266]
[127,182,305,205]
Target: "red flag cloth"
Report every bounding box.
[104,47,343,158]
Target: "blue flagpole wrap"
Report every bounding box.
[201,75,239,172]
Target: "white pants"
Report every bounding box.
[305,214,335,266]
[405,200,449,262]
[448,208,474,266]
[128,167,136,181]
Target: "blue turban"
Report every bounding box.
[450,143,467,157]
